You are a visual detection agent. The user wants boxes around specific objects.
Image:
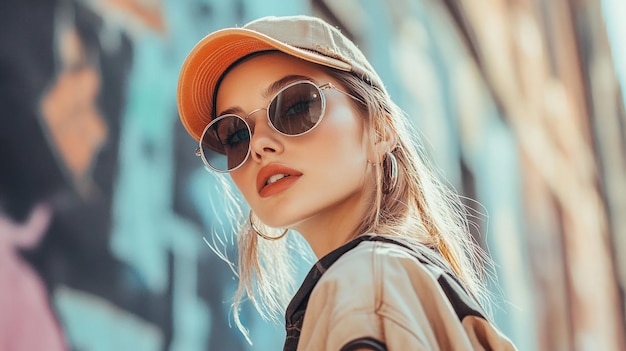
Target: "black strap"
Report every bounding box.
[341,337,387,351]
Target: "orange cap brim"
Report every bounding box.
[177,28,352,141]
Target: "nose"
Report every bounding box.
[247,109,284,163]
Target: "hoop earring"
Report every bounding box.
[249,210,288,240]
[382,151,398,194]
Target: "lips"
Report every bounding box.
[256,164,302,198]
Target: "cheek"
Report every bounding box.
[319,106,368,158]
[229,168,254,201]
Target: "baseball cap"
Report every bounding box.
[177,15,385,141]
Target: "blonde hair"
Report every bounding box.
[211,68,493,341]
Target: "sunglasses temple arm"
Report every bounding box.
[321,83,365,105]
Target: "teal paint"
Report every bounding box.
[242,0,309,20]
[106,19,214,351]
[470,105,538,351]
[602,0,626,109]
[54,287,163,351]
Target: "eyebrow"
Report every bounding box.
[216,74,316,117]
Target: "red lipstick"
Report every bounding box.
[256,164,302,198]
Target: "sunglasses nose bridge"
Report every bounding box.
[242,107,268,132]
[245,107,267,121]
[242,107,275,139]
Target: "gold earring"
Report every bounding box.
[249,210,288,240]
[382,151,398,194]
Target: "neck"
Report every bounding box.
[293,192,369,258]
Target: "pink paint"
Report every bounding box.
[0,204,67,350]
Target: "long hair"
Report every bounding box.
[212,67,493,341]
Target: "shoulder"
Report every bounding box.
[321,237,487,319]
[297,240,433,350]
[312,239,450,328]
[319,239,442,297]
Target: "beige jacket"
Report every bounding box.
[289,239,516,351]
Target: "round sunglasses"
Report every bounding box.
[196,80,362,172]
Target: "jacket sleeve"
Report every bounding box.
[295,241,516,351]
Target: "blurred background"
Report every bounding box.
[1,0,624,350]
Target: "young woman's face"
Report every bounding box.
[216,52,373,236]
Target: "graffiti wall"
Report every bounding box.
[0,1,302,350]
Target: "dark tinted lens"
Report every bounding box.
[200,115,250,171]
[268,82,323,135]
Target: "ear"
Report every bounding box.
[368,116,398,163]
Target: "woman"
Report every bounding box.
[177,15,516,350]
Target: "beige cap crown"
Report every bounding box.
[177,15,384,141]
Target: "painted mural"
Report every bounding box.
[0,1,285,350]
